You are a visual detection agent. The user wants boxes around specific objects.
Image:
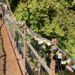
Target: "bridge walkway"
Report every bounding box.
[0,20,22,75]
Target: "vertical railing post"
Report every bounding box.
[24,18,28,57]
[50,52,55,75]
[24,18,28,75]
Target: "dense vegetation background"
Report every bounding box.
[9,0,75,58]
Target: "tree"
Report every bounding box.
[10,0,75,58]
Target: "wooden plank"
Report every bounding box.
[1,23,22,75]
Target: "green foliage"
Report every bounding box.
[10,0,75,58]
[8,0,20,11]
[14,2,26,20]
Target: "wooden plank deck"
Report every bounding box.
[0,20,22,75]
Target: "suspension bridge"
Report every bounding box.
[0,0,75,75]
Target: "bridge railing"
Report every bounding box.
[3,16,27,75]
[3,11,50,75]
[2,1,51,74]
